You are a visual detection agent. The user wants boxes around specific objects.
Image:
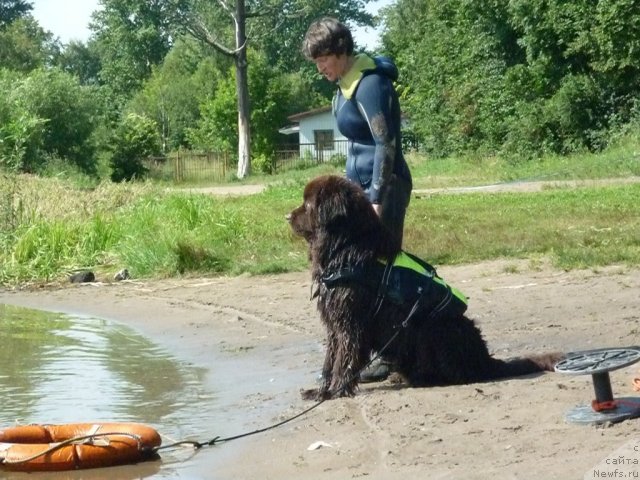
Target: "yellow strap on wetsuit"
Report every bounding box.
[338,53,376,100]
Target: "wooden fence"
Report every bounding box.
[145,133,421,183]
[272,140,348,173]
[146,141,350,182]
[146,151,232,183]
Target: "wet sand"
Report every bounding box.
[1,259,640,479]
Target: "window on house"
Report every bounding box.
[314,130,334,150]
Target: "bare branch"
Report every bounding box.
[245,4,308,44]
[185,17,236,57]
[245,3,309,19]
[216,0,236,20]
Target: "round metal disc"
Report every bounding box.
[555,347,640,375]
[564,398,640,425]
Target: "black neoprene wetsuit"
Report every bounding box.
[334,55,412,205]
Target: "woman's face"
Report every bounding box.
[313,54,350,82]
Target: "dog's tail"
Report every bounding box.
[489,352,565,380]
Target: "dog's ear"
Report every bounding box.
[313,176,378,234]
[315,178,349,227]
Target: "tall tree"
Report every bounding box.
[0,0,31,27]
[250,0,373,72]
[127,38,225,151]
[186,48,323,161]
[174,0,251,177]
[90,0,175,101]
[56,40,102,86]
[382,0,640,157]
[173,0,372,178]
[384,0,517,155]
[0,16,58,72]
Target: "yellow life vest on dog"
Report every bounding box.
[320,251,468,319]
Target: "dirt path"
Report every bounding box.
[175,176,640,197]
[414,175,640,194]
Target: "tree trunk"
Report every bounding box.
[235,0,251,179]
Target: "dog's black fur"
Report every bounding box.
[288,175,564,400]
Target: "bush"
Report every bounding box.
[0,103,45,171]
[109,114,161,182]
[252,153,275,174]
[0,68,101,174]
[13,69,101,174]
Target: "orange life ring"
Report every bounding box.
[0,422,161,472]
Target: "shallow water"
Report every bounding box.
[0,304,317,479]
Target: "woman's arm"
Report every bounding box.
[353,73,399,206]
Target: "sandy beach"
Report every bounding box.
[1,259,640,479]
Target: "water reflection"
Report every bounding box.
[0,303,315,479]
[0,304,209,428]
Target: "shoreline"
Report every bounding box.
[1,260,640,479]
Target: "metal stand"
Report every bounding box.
[555,347,640,425]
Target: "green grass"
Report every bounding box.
[1,132,640,286]
[404,185,640,269]
[408,130,640,189]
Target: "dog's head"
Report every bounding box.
[287,175,382,244]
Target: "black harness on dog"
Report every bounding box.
[318,251,468,326]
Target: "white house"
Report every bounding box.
[279,105,347,161]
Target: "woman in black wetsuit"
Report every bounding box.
[302,17,412,249]
[303,18,413,382]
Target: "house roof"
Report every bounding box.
[278,125,300,135]
[287,105,331,122]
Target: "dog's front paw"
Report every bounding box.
[300,387,332,401]
[300,387,319,400]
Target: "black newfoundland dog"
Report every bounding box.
[288,175,563,400]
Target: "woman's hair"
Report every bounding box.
[302,17,354,60]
